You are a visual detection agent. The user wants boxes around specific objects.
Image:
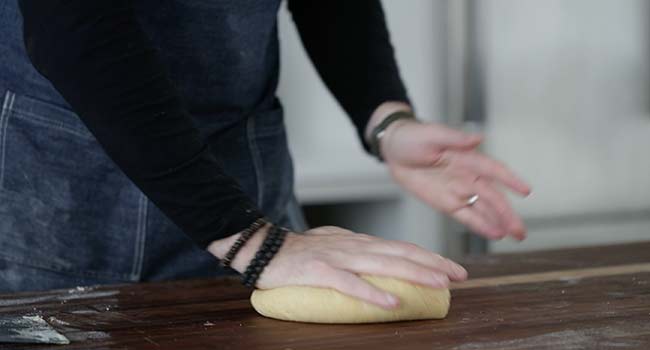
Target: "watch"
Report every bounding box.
[369,110,416,161]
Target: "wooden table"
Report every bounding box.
[1,242,649,349]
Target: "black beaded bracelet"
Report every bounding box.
[241,225,286,287]
[241,225,288,288]
[220,217,267,269]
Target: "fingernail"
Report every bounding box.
[385,294,399,307]
[511,227,526,241]
[453,264,468,278]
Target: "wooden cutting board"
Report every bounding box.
[1,241,649,350]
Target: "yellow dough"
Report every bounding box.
[250,275,450,323]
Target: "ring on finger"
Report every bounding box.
[466,194,479,206]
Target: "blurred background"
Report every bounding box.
[277,0,650,257]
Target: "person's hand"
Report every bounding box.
[208,225,467,309]
[380,117,531,240]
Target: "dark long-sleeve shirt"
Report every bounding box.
[17,0,409,248]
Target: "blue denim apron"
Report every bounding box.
[0,0,305,292]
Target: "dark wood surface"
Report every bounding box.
[1,242,649,349]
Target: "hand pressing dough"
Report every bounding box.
[250,275,450,323]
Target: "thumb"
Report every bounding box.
[424,124,482,149]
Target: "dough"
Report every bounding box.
[250,275,450,323]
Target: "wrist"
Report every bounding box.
[208,223,271,274]
[368,110,417,162]
[364,101,413,144]
[382,116,415,139]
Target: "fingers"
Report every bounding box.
[453,206,504,239]
[471,199,507,238]
[409,166,525,240]
[446,150,531,195]
[324,268,400,309]
[474,179,526,239]
[334,253,451,290]
[367,241,467,281]
[423,124,482,150]
[449,182,518,240]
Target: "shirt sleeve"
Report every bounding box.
[287,0,411,151]
[18,0,264,248]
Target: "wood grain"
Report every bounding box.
[452,262,650,289]
[0,241,649,350]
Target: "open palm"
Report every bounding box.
[382,120,531,240]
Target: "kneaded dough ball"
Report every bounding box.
[250,275,450,324]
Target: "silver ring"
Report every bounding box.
[466,194,479,206]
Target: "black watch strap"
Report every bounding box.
[369,111,415,161]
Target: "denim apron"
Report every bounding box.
[0,0,305,292]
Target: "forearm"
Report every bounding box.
[19,0,262,247]
[288,0,410,150]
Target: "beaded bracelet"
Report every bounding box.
[220,217,267,269]
[241,225,288,288]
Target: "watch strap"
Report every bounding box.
[369,110,415,161]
